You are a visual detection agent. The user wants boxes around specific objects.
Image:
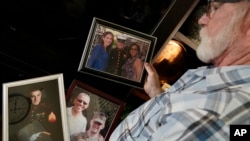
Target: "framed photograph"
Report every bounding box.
[66,79,126,140]
[78,17,157,88]
[2,73,69,141]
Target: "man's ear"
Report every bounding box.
[73,98,77,105]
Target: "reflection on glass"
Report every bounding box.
[153,40,187,85]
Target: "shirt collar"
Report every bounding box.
[194,65,250,91]
[167,65,250,92]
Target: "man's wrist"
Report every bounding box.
[148,88,164,98]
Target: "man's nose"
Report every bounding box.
[198,13,209,27]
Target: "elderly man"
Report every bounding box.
[67,93,90,136]
[110,0,250,140]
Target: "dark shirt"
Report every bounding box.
[106,48,127,75]
[16,103,56,141]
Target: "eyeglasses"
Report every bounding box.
[206,0,250,17]
[77,99,88,105]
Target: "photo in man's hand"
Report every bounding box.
[78,17,157,89]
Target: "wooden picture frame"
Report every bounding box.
[66,79,126,140]
[78,17,157,89]
[2,73,69,141]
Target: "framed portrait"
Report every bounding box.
[78,17,157,89]
[2,73,69,141]
[66,79,126,140]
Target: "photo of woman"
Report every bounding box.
[121,43,143,82]
[87,31,114,71]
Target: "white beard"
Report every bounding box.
[196,11,243,64]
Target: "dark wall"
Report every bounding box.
[0,2,210,139]
[1,0,177,96]
[1,0,206,115]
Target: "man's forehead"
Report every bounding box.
[31,90,42,94]
[208,0,246,2]
[78,93,89,97]
[78,95,90,101]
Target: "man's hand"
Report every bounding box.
[144,63,164,98]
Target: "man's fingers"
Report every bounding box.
[144,63,157,75]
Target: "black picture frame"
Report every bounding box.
[78,17,157,89]
[66,79,126,140]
